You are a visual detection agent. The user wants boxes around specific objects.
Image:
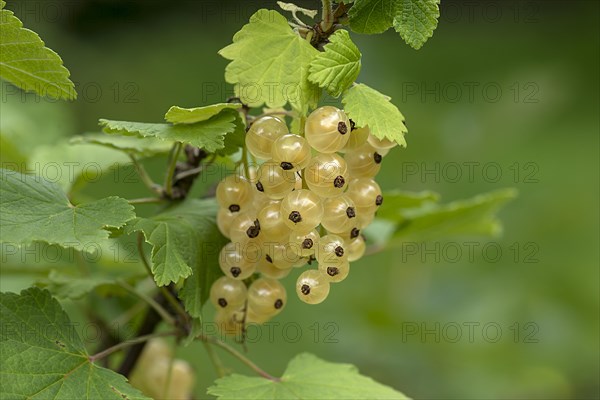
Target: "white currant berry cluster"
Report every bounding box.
[211,106,397,334]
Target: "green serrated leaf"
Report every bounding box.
[349,0,440,49]
[309,30,362,97]
[348,0,396,34]
[0,2,76,99]
[0,287,150,399]
[393,0,440,50]
[165,103,242,124]
[70,133,172,158]
[0,169,135,251]
[125,199,224,299]
[100,109,242,154]
[208,353,409,399]
[342,83,407,147]
[219,9,319,112]
[385,189,518,243]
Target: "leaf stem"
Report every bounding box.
[320,0,334,32]
[89,330,176,363]
[164,142,183,198]
[129,154,163,195]
[197,334,280,382]
[116,280,176,326]
[203,341,227,378]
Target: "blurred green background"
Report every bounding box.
[1,0,598,399]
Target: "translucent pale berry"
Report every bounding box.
[296,270,330,304]
[229,211,263,244]
[321,195,357,233]
[347,235,366,262]
[210,276,247,310]
[316,234,348,265]
[257,257,292,279]
[288,229,320,257]
[219,242,258,280]
[304,153,348,198]
[367,134,398,150]
[271,134,312,172]
[259,240,300,269]
[217,208,237,239]
[214,308,244,336]
[257,202,291,241]
[255,160,296,199]
[347,178,383,216]
[280,189,324,233]
[248,278,287,316]
[246,116,288,159]
[318,259,350,283]
[305,106,350,153]
[344,143,383,178]
[216,175,253,213]
[341,125,369,153]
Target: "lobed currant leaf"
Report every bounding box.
[342,83,407,147]
[0,287,150,399]
[165,103,242,124]
[208,352,410,399]
[0,169,135,251]
[0,1,76,99]
[309,30,362,97]
[219,9,319,112]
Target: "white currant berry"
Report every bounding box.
[246,116,288,159]
[346,235,366,262]
[288,229,320,257]
[257,202,292,241]
[367,134,398,150]
[347,178,383,215]
[219,242,258,280]
[217,208,237,239]
[318,259,350,283]
[210,276,247,310]
[304,153,348,198]
[216,175,253,213]
[321,195,357,233]
[340,125,369,152]
[344,143,383,178]
[248,277,287,316]
[257,257,292,279]
[271,134,312,172]
[305,106,350,153]
[229,211,264,244]
[280,189,324,233]
[214,308,244,336]
[255,160,296,199]
[316,234,348,266]
[296,270,330,304]
[259,240,300,269]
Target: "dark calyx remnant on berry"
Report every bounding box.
[274,299,283,309]
[229,204,241,212]
[266,254,273,263]
[375,195,384,206]
[374,152,382,164]
[218,298,228,308]
[350,227,360,239]
[346,207,356,218]
[301,284,311,295]
[256,181,264,192]
[289,211,302,223]
[349,119,356,131]
[280,162,293,170]
[326,266,339,276]
[302,238,314,249]
[334,246,344,257]
[337,121,348,135]
[230,267,241,277]
[333,175,345,188]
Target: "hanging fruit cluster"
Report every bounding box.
[212,106,397,334]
